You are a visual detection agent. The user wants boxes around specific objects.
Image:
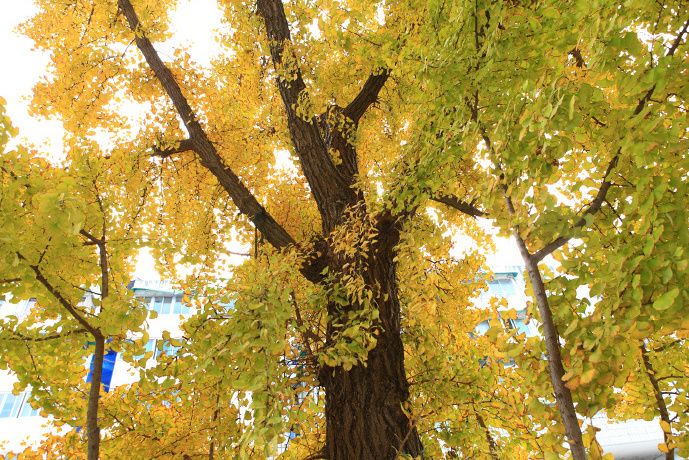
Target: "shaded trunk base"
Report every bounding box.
[321,339,423,459]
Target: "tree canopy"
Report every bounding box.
[0,0,688,458]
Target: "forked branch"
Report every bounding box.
[117,0,296,251]
[344,70,390,123]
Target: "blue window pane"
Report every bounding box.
[474,320,490,335]
[153,297,164,313]
[172,296,183,314]
[160,297,173,314]
[101,350,118,392]
[487,281,503,298]
[489,279,516,298]
[0,393,23,418]
[510,319,532,337]
[19,396,40,417]
[135,339,156,361]
[161,341,179,357]
[146,339,156,355]
[500,279,516,296]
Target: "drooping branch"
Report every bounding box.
[117,0,296,251]
[0,278,21,285]
[667,17,689,57]
[79,228,109,300]
[641,343,675,460]
[532,18,688,262]
[4,328,88,342]
[532,155,618,262]
[344,70,390,124]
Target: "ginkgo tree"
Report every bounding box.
[2,0,687,458]
[396,0,689,458]
[19,0,436,457]
[0,100,153,459]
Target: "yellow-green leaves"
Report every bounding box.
[652,288,679,311]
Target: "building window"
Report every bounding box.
[474,320,490,336]
[134,339,179,360]
[147,296,191,315]
[172,296,190,314]
[508,318,532,337]
[160,340,180,357]
[488,278,516,298]
[19,396,40,417]
[134,339,157,361]
[152,296,172,314]
[0,392,23,418]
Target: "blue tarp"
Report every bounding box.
[85,349,117,392]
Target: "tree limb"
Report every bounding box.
[79,228,109,300]
[4,328,88,342]
[117,0,296,251]
[255,0,358,228]
[430,194,485,218]
[151,138,195,158]
[16,252,100,338]
[0,278,21,285]
[667,17,689,57]
[344,70,390,123]
[532,155,618,262]
[531,20,689,262]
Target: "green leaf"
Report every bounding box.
[652,288,679,311]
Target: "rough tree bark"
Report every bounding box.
[474,409,498,459]
[318,218,423,458]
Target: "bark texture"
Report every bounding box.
[318,222,423,459]
[475,409,499,459]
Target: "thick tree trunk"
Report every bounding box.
[515,233,586,460]
[119,1,417,456]
[641,343,674,460]
[319,233,423,459]
[87,333,105,460]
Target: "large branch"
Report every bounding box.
[117,0,296,250]
[79,229,109,299]
[430,194,485,218]
[344,70,390,123]
[531,156,617,262]
[533,18,689,262]
[17,252,100,337]
[5,328,88,342]
[256,0,357,227]
[151,138,195,159]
